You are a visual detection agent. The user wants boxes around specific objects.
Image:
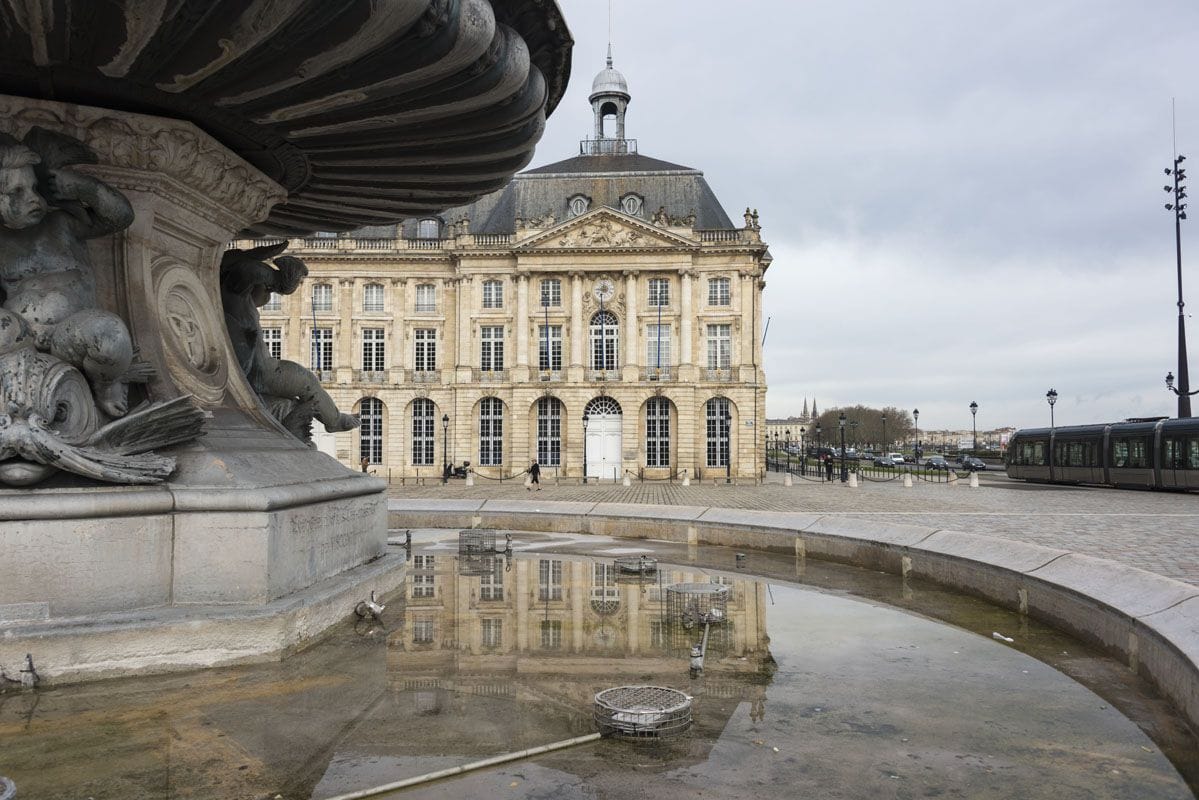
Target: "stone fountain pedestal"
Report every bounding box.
[0,96,403,682]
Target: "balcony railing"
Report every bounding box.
[698,229,749,243]
[355,370,388,383]
[407,238,443,250]
[412,370,440,383]
[643,367,675,382]
[586,369,621,382]
[313,369,335,382]
[414,303,436,314]
[305,237,338,249]
[478,369,508,382]
[579,137,637,156]
[474,234,512,247]
[538,370,563,382]
[705,367,733,382]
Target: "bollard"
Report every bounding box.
[903,472,913,488]
[848,471,858,488]
[465,471,474,487]
[969,471,979,488]
[784,472,793,487]
[681,469,691,487]
[947,471,958,487]
[622,473,631,487]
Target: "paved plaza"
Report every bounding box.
[387,470,1199,587]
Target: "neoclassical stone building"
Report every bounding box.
[241,54,771,482]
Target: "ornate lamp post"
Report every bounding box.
[441,413,450,483]
[815,422,822,479]
[1046,389,1057,429]
[838,412,848,482]
[582,413,590,484]
[724,410,733,483]
[913,408,920,463]
[969,401,978,453]
[881,412,887,454]
[1164,154,1192,417]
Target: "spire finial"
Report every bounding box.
[606,42,613,68]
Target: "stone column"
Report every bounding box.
[740,272,754,370]
[390,278,406,380]
[569,272,584,380]
[338,278,354,382]
[680,270,694,380]
[625,579,640,654]
[453,277,470,382]
[515,274,530,382]
[515,559,530,652]
[623,271,638,380]
[571,560,585,652]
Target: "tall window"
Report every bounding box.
[262,327,282,359]
[362,328,385,371]
[310,327,333,371]
[708,277,731,306]
[480,326,504,371]
[646,397,671,467]
[482,279,503,309]
[590,310,619,370]
[647,278,669,307]
[539,278,561,307]
[706,397,731,467]
[262,292,281,312]
[414,329,436,371]
[415,283,435,313]
[540,620,562,649]
[538,559,563,601]
[412,554,435,600]
[363,283,384,312]
[479,397,503,466]
[537,397,562,466]
[539,325,562,372]
[417,218,439,239]
[707,324,731,369]
[646,324,671,370]
[480,559,504,600]
[312,283,333,312]
[412,398,434,465]
[481,618,503,647]
[359,397,383,464]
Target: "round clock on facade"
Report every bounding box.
[593,279,616,302]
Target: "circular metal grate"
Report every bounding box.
[594,685,692,739]
[666,583,730,628]
[458,529,497,554]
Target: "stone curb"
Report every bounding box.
[387,500,1199,737]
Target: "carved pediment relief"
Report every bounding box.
[516,209,695,251]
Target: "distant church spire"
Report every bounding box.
[802,398,808,418]
[811,398,818,417]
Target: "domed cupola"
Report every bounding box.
[589,45,630,141]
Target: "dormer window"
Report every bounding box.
[620,193,643,217]
[567,195,590,218]
[416,218,440,239]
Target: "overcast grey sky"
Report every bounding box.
[528,0,1199,433]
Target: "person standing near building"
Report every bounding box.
[528,460,541,490]
[824,454,833,482]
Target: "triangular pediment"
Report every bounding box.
[514,208,698,251]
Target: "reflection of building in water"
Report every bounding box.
[388,552,773,728]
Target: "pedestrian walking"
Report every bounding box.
[360,455,369,473]
[527,459,541,490]
[824,454,833,482]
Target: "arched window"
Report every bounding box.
[363,282,384,312]
[620,193,643,216]
[480,397,504,466]
[706,397,731,468]
[417,218,440,239]
[589,310,619,371]
[360,397,384,465]
[412,398,434,465]
[537,396,562,466]
[567,195,590,217]
[646,397,671,467]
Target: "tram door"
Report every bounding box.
[585,398,622,480]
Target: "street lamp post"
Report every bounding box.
[441,413,450,483]
[784,429,790,474]
[881,413,887,454]
[969,401,978,454]
[582,413,590,484]
[838,412,848,482]
[724,410,732,483]
[1165,154,1192,417]
[1046,389,1057,429]
[815,422,822,480]
[913,408,920,464]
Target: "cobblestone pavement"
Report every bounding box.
[386,471,1199,586]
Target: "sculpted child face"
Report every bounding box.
[0,166,48,229]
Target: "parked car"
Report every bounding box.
[887,453,906,465]
[925,455,951,470]
[960,456,987,471]
[873,455,895,467]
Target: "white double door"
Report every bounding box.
[586,413,622,480]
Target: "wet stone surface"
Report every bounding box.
[0,531,1195,799]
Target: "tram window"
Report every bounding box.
[1165,438,1184,469]
[1129,438,1148,468]
[1112,440,1128,468]
[1190,439,1199,469]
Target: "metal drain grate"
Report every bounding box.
[593,685,692,739]
[458,529,497,554]
[666,583,729,628]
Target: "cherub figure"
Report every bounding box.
[0,127,146,417]
[220,242,358,443]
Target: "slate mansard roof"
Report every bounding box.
[381,149,737,238]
